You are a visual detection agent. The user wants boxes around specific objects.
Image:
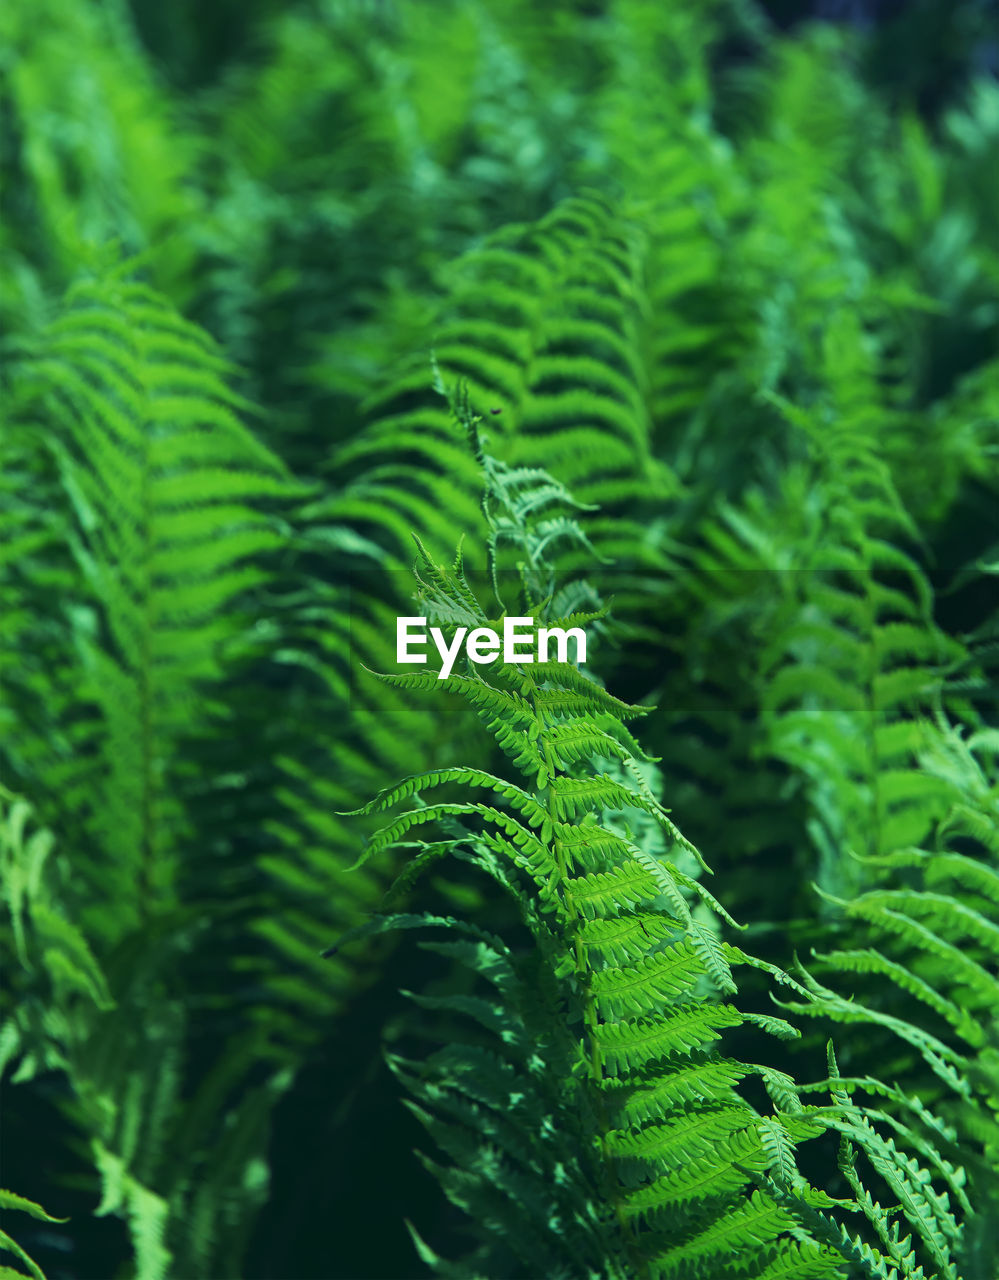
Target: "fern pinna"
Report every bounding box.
[332,387,965,1280]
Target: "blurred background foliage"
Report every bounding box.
[1,0,997,1277]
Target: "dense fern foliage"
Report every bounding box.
[332,392,974,1279]
[1,1,996,1278]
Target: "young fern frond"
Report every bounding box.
[337,390,964,1279]
[2,271,390,1278]
[8,272,299,934]
[699,376,999,1268]
[779,717,999,1266]
[321,193,677,589]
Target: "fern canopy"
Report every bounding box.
[2,1,996,1277]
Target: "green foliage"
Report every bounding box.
[0,1188,66,1280]
[1,1,996,1277]
[333,390,973,1278]
[0,269,402,1276]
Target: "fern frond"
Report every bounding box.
[336,426,963,1279]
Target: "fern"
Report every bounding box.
[776,713,999,1269]
[321,192,676,572]
[0,1188,66,1280]
[2,270,354,1278]
[4,4,997,1275]
[685,326,999,1270]
[335,386,965,1278]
